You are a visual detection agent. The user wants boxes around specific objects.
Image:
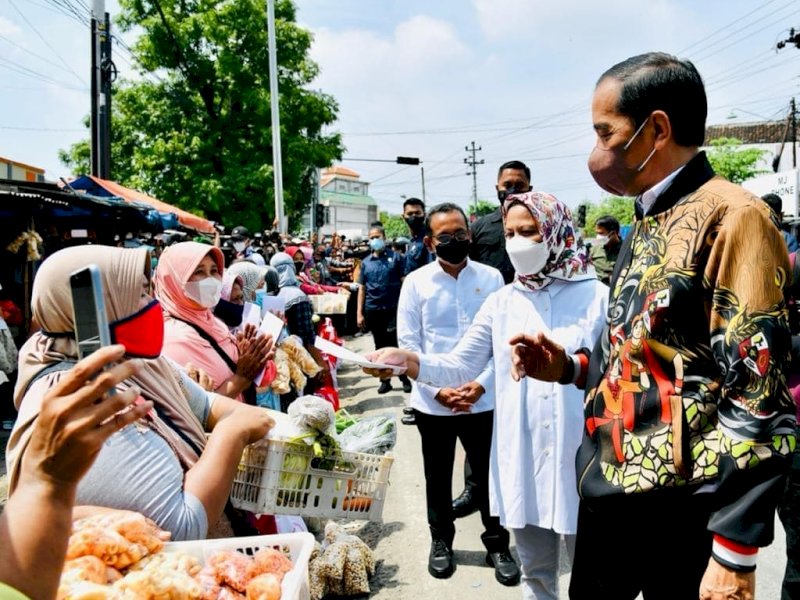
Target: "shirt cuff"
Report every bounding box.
[711,535,758,572]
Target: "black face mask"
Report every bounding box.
[435,238,470,265]
[294,261,305,274]
[214,298,244,328]
[497,184,532,203]
[405,215,425,232]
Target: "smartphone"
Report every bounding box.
[70,265,113,361]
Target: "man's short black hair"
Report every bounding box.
[369,225,386,237]
[370,220,383,228]
[497,160,531,183]
[595,215,621,233]
[403,197,425,212]
[599,52,707,147]
[425,202,469,235]
[762,193,783,216]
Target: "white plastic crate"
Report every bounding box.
[164,532,315,600]
[309,293,348,314]
[230,439,393,521]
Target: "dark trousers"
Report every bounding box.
[364,308,406,383]
[779,442,800,600]
[569,490,712,600]
[415,409,509,552]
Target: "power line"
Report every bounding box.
[8,0,87,84]
[0,56,87,91]
[0,125,86,132]
[679,0,786,55]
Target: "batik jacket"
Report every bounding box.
[578,151,796,567]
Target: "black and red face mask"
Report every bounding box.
[109,299,164,359]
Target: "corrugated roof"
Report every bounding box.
[705,120,787,144]
[320,189,377,207]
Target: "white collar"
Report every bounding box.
[639,164,685,215]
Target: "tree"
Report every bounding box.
[378,211,408,240]
[60,0,343,232]
[467,199,498,219]
[706,137,768,184]
[583,196,635,236]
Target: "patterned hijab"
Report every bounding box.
[227,261,267,303]
[502,191,596,291]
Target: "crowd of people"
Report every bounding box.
[0,50,798,600]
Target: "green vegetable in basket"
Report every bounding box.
[279,445,311,491]
[335,409,359,434]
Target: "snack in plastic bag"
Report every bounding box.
[287,356,307,393]
[287,396,337,438]
[270,348,291,395]
[338,414,397,455]
[280,336,321,377]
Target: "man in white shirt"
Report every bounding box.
[397,202,519,585]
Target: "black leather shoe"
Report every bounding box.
[486,551,521,586]
[401,376,413,393]
[452,489,479,519]
[377,380,392,394]
[428,539,454,579]
[402,407,414,415]
[401,413,416,426]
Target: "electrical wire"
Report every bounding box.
[8,0,87,83]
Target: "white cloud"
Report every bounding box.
[0,16,22,36]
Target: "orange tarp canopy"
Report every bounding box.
[86,176,215,234]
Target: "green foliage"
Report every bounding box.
[378,211,408,240]
[583,196,635,235]
[60,0,343,231]
[706,137,768,185]
[467,199,498,218]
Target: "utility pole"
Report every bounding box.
[90,0,113,179]
[776,30,799,169]
[464,141,484,214]
[267,0,285,233]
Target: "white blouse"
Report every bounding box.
[417,278,608,533]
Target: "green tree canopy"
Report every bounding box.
[583,196,635,235]
[60,0,343,232]
[706,137,768,184]
[468,199,498,218]
[378,211,408,240]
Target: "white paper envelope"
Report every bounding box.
[259,311,285,341]
[260,295,286,317]
[242,302,261,327]
[314,337,405,374]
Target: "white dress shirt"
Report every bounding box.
[417,278,609,533]
[639,163,686,215]
[397,258,504,416]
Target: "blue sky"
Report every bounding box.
[2,0,800,215]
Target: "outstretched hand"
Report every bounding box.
[363,348,418,379]
[508,331,569,382]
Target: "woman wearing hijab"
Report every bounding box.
[6,246,274,540]
[155,242,272,402]
[285,246,340,295]
[227,261,267,303]
[366,192,609,600]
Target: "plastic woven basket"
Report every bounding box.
[309,293,348,314]
[230,439,393,521]
[164,532,315,600]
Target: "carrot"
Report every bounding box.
[342,496,372,511]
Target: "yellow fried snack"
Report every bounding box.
[66,527,148,570]
[246,548,293,583]
[270,348,291,395]
[114,568,204,599]
[207,550,252,593]
[61,556,109,585]
[286,357,307,393]
[128,552,202,577]
[280,337,321,377]
[57,580,118,600]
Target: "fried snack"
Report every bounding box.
[207,550,252,593]
[286,358,307,394]
[128,552,202,577]
[61,556,109,585]
[217,586,246,600]
[270,348,291,395]
[194,566,221,600]
[245,574,281,600]
[57,580,117,600]
[280,337,321,377]
[246,548,293,583]
[66,527,148,570]
[113,568,204,600]
[73,512,166,555]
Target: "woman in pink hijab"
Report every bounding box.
[285,245,339,295]
[155,241,273,401]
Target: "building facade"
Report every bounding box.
[0,157,45,183]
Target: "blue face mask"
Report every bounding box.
[369,238,385,252]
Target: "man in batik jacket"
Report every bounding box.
[509,52,796,600]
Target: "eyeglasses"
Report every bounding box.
[434,231,469,244]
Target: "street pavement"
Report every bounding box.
[335,333,789,599]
